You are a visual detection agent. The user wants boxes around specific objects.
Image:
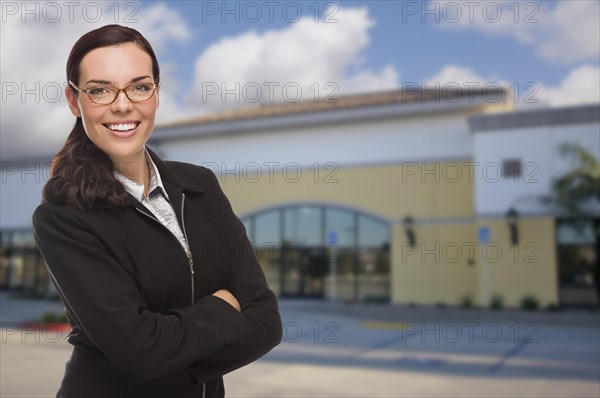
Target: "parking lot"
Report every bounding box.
[1,294,599,397]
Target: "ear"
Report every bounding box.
[65,86,81,117]
[155,84,160,110]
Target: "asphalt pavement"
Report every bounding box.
[1,292,599,397]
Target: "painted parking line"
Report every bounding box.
[361,321,413,330]
[396,355,448,367]
[488,340,528,373]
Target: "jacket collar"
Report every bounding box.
[97,147,205,210]
[146,147,205,195]
[113,148,169,203]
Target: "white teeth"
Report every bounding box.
[106,123,137,131]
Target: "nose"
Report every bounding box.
[110,91,133,113]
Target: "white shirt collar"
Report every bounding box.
[113,148,169,202]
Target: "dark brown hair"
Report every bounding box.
[43,24,160,210]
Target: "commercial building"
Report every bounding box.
[1,88,598,307]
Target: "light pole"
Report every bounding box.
[506,207,519,246]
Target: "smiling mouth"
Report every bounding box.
[103,122,140,132]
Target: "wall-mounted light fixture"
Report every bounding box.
[403,215,416,248]
[506,207,519,246]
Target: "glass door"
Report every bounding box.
[556,219,599,307]
[281,206,325,298]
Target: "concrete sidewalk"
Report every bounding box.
[1,294,599,397]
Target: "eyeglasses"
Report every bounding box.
[69,80,159,105]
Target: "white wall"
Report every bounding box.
[5,109,595,230]
[1,112,475,230]
[473,122,600,216]
[157,112,474,172]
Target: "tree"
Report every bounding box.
[545,143,600,216]
[545,143,600,304]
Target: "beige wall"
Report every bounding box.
[475,217,559,308]
[220,161,476,220]
[392,223,478,305]
[219,161,558,306]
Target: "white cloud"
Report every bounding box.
[344,65,399,94]
[426,64,600,109]
[424,65,508,86]
[135,3,193,53]
[1,4,399,159]
[536,65,600,107]
[153,61,197,124]
[433,0,599,64]
[536,1,599,64]
[0,1,192,160]
[185,6,399,111]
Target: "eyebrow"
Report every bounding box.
[83,75,152,85]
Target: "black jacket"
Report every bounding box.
[32,148,282,397]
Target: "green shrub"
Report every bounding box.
[460,295,473,308]
[520,295,539,311]
[40,311,58,324]
[40,311,68,324]
[490,295,504,310]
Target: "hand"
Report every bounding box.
[212,289,241,312]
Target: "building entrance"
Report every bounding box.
[280,244,327,298]
[242,204,390,301]
[556,220,600,307]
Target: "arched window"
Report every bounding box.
[242,204,390,302]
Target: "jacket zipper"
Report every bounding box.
[180,193,195,305]
[135,195,203,396]
[181,195,205,398]
[134,194,195,304]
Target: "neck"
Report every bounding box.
[113,150,149,192]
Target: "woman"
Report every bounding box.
[32,24,282,397]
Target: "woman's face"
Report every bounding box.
[65,43,159,167]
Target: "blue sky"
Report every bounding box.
[153,0,597,88]
[1,0,599,160]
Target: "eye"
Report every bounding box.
[87,86,112,95]
[131,83,153,92]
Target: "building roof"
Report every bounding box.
[469,103,600,132]
[151,86,509,142]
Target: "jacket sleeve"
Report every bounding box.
[187,169,283,382]
[32,203,264,381]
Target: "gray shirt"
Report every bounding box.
[113,149,190,254]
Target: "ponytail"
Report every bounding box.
[42,118,130,210]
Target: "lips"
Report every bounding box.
[103,121,140,131]
[103,121,141,138]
